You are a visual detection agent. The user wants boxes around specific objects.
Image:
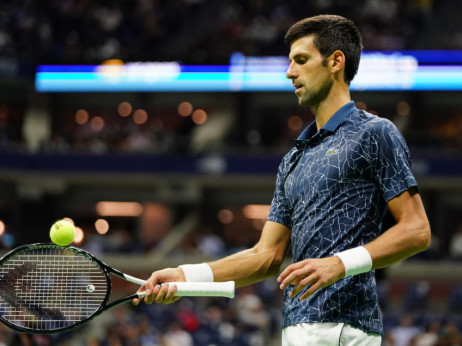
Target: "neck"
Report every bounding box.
[313,84,351,130]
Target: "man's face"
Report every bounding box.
[286,35,333,107]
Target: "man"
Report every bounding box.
[133,15,431,345]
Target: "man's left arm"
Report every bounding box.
[364,187,430,269]
[278,187,431,300]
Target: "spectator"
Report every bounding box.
[414,321,440,346]
[389,315,422,346]
[438,321,462,346]
[162,322,194,346]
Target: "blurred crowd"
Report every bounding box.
[1,281,462,346]
[0,0,445,69]
[0,0,462,156]
[0,282,283,346]
[1,98,462,158]
[384,315,462,346]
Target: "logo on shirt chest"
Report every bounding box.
[326,148,338,156]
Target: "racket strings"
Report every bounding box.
[0,247,107,331]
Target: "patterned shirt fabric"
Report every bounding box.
[268,101,417,335]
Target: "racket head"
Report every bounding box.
[0,243,111,334]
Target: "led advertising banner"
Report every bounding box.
[35,51,462,92]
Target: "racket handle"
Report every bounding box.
[168,281,235,298]
[124,273,235,298]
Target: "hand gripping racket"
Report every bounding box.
[0,243,234,334]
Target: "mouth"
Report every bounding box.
[293,83,304,94]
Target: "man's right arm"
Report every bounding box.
[209,220,291,286]
[134,220,291,305]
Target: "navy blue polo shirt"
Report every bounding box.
[268,101,417,335]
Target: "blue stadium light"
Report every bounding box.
[35,51,462,92]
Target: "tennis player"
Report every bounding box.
[134,14,431,345]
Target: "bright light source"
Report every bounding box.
[242,205,271,219]
[74,227,84,244]
[90,116,105,131]
[95,219,110,234]
[75,109,89,125]
[178,101,193,117]
[0,220,5,236]
[118,101,133,117]
[133,109,148,125]
[96,201,144,217]
[217,209,234,224]
[192,109,207,125]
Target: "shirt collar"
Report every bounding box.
[296,101,356,144]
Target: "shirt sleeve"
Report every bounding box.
[371,119,418,202]
[268,154,294,228]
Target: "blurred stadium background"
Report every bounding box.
[1,0,462,345]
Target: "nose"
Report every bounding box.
[286,62,298,80]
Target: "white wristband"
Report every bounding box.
[178,263,214,282]
[335,246,372,277]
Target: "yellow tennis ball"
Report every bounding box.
[50,220,76,246]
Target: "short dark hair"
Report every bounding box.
[285,15,362,84]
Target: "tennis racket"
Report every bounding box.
[0,243,234,334]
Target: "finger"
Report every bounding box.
[277,268,290,283]
[138,279,154,297]
[279,267,310,290]
[132,286,152,305]
[163,283,178,301]
[278,260,311,285]
[277,262,303,282]
[299,281,322,301]
[144,284,161,305]
[289,275,315,298]
[280,273,302,290]
[132,283,148,305]
[154,283,172,304]
[135,284,146,295]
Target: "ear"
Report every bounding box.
[329,50,346,76]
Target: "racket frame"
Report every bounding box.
[0,243,234,335]
[0,243,139,334]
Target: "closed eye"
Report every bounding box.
[295,56,307,64]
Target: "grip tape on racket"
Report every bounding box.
[128,273,235,299]
[169,281,235,298]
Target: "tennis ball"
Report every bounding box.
[50,220,76,246]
